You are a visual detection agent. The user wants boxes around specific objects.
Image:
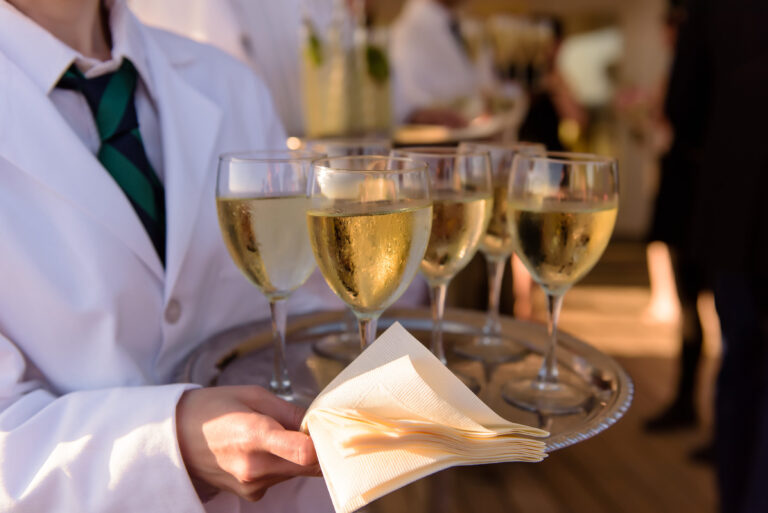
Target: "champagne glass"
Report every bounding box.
[216,150,319,405]
[502,152,619,415]
[453,142,546,364]
[307,156,432,350]
[294,138,393,362]
[391,147,493,387]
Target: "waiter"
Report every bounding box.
[668,0,768,511]
[390,0,482,126]
[0,0,331,511]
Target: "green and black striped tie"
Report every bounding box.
[58,59,166,265]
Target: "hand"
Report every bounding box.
[176,386,321,502]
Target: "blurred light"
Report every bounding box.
[557,27,622,107]
[559,119,581,148]
[286,136,303,150]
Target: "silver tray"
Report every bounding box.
[179,308,633,452]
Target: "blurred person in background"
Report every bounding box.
[518,18,586,151]
[390,0,484,127]
[633,9,683,328]
[669,0,768,510]
[643,3,713,453]
[0,0,333,510]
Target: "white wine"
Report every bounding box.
[480,184,514,260]
[420,192,493,285]
[217,196,316,300]
[509,200,618,295]
[307,201,432,317]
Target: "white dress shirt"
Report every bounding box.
[0,0,164,179]
[390,0,481,121]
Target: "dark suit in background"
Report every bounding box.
[669,1,768,511]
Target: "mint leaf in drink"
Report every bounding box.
[366,45,389,84]
[306,23,323,66]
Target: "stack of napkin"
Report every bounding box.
[301,322,549,513]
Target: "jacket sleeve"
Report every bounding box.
[0,330,205,513]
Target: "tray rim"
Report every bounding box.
[178,307,633,452]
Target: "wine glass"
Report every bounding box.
[453,142,546,364]
[502,152,619,415]
[306,156,432,350]
[293,138,394,362]
[391,147,493,387]
[216,150,320,405]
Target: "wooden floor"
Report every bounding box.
[369,242,720,513]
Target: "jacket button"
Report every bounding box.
[165,299,182,324]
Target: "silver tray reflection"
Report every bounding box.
[179,308,632,452]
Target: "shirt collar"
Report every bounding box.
[0,0,155,96]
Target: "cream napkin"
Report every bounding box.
[301,322,549,513]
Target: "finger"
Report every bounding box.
[253,452,323,479]
[263,427,319,467]
[240,413,317,468]
[259,398,306,432]
[236,386,307,431]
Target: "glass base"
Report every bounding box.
[222,344,318,407]
[502,375,593,416]
[312,331,362,363]
[273,386,316,409]
[453,335,529,364]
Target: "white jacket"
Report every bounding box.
[0,5,331,512]
[390,0,481,121]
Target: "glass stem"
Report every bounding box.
[269,299,292,398]
[430,283,449,364]
[357,316,379,351]
[344,309,358,334]
[483,257,506,336]
[537,293,565,385]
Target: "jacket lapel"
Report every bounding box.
[141,30,222,299]
[0,52,164,279]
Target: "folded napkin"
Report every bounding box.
[301,322,549,513]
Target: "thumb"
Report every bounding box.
[261,421,319,467]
